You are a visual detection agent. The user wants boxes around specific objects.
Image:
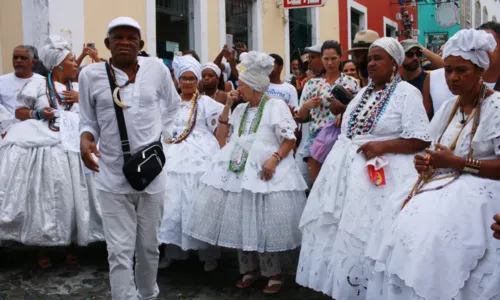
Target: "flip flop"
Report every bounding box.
[236,273,260,289]
[263,275,284,294]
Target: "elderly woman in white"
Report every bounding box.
[158,55,223,272]
[367,29,500,300]
[184,51,307,294]
[296,37,431,299]
[0,36,103,268]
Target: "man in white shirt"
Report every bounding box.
[0,45,43,137]
[266,54,299,108]
[79,17,179,300]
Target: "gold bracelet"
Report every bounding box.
[463,158,481,174]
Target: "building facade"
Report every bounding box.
[418,0,461,53]
[0,0,341,77]
[338,0,419,58]
[461,0,500,29]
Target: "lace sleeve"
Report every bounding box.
[270,99,297,142]
[399,85,432,141]
[203,96,225,133]
[472,92,500,154]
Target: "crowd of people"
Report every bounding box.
[0,15,500,300]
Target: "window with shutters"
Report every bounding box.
[226,0,254,50]
[289,8,313,61]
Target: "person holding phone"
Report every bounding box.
[296,41,360,183]
[76,42,101,66]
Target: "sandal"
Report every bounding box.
[37,252,52,269]
[263,275,284,294]
[236,272,260,289]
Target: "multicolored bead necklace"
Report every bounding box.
[228,96,267,173]
[164,92,199,144]
[46,72,73,132]
[346,74,401,139]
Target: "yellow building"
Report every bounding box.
[0,0,340,76]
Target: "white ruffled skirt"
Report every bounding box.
[184,184,306,252]
[296,135,418,299]
[367,174,500,300]
[158,172,212,250]
[0,143,104,246]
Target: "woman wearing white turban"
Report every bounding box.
[158,55,224,272]
[184,51,307,294]
[296,37,431,299]
[0,36,104,268]
[367,29,500,300]
[201,62,228,105]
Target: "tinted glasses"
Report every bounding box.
[405,50,423,58]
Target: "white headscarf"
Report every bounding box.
[443,29,497,70]
[172,55,202,82]
[202,62,221,77]
[237,51,274,92]
[370,37,405,66]
[39,36,72,71]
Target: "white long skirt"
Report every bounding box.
[0,144,104,246]
[184,184,307,253]
[158,172,212,250]
[368,174,500,300]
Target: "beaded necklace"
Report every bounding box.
[46,72,73,132]
[401,84,487,210]
[346,74,401,139]
[228,96,267,173]
[164,92,199,144]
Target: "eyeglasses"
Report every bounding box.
[405,51,423,58]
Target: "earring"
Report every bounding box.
[58,66,64,70]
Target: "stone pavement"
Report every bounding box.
[0,243,330,300]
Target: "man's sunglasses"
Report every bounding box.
[405,51,423,58]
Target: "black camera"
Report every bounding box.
[331,85,353,105]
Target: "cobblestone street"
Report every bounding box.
[0,243,330,300]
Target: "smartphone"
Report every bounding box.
[225,34,233,49]
[331,85,353,105]
[87,43,95,50]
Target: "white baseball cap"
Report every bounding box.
[107,17,142,37]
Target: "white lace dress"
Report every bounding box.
[184,98,308,252]
[0,77,104,246]
[367,92,500,300]
[296,82,431,299]
[158,95,224,250]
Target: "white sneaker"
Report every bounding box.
[158,257,174,269]
[204,259,218,272]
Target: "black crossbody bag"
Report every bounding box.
[105,62,165,191]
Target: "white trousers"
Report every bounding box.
[98,190,165,300]
[238,250,282,277]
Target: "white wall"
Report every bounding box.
[22,0,85,57]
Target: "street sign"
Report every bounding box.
[284,0,325,9]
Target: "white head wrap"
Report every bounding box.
[370,37,405,66]
[172,55,202,82]
[39,36,72,71]
[237,51,274,92]
[202,62,221,77]
[443,29,497,70]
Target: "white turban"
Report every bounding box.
[39,36,72,71]
[172,55,202,82]
[237,51,274,92]
[370,37,405,66]
[443,29,497,70]
[202,62,221,77]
